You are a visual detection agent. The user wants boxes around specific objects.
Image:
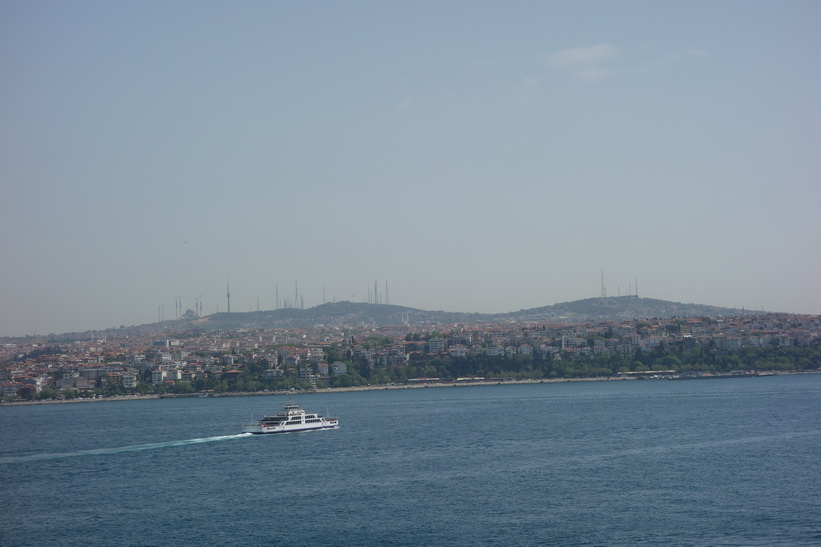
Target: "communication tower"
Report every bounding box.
[226,278,231,314]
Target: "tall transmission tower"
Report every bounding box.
[226,278,231,314]
[600,269,607,298]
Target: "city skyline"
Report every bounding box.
[2,1,820,336]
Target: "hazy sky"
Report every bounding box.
[2,1,820,336]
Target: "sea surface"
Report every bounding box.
[1,375,819,546]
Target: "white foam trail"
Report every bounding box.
[0,433,252,464]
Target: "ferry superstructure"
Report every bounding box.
[241,402,339,434]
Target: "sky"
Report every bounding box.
[2,1,820,336]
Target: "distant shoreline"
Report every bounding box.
[3,372,816,407]
[0,376,629,406]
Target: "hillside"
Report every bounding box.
[189,296,758,331]
[6,296,765,342]
[503,296,755,323]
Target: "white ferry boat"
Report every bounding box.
[241,402,339,434]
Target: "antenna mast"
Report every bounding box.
[226,278,231,314]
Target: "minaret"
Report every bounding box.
[226,278,231,314]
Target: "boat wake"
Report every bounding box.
[0,433,252,464]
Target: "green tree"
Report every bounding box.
[172,381,195,394]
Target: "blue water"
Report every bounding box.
[1,376,819,546]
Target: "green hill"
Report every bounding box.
[14,296,765,342]
[189,296,757,331]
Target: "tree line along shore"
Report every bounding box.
[3,372,819,407]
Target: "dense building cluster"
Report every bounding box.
[2,313,819,401]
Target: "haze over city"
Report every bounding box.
[2,1,820,337]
